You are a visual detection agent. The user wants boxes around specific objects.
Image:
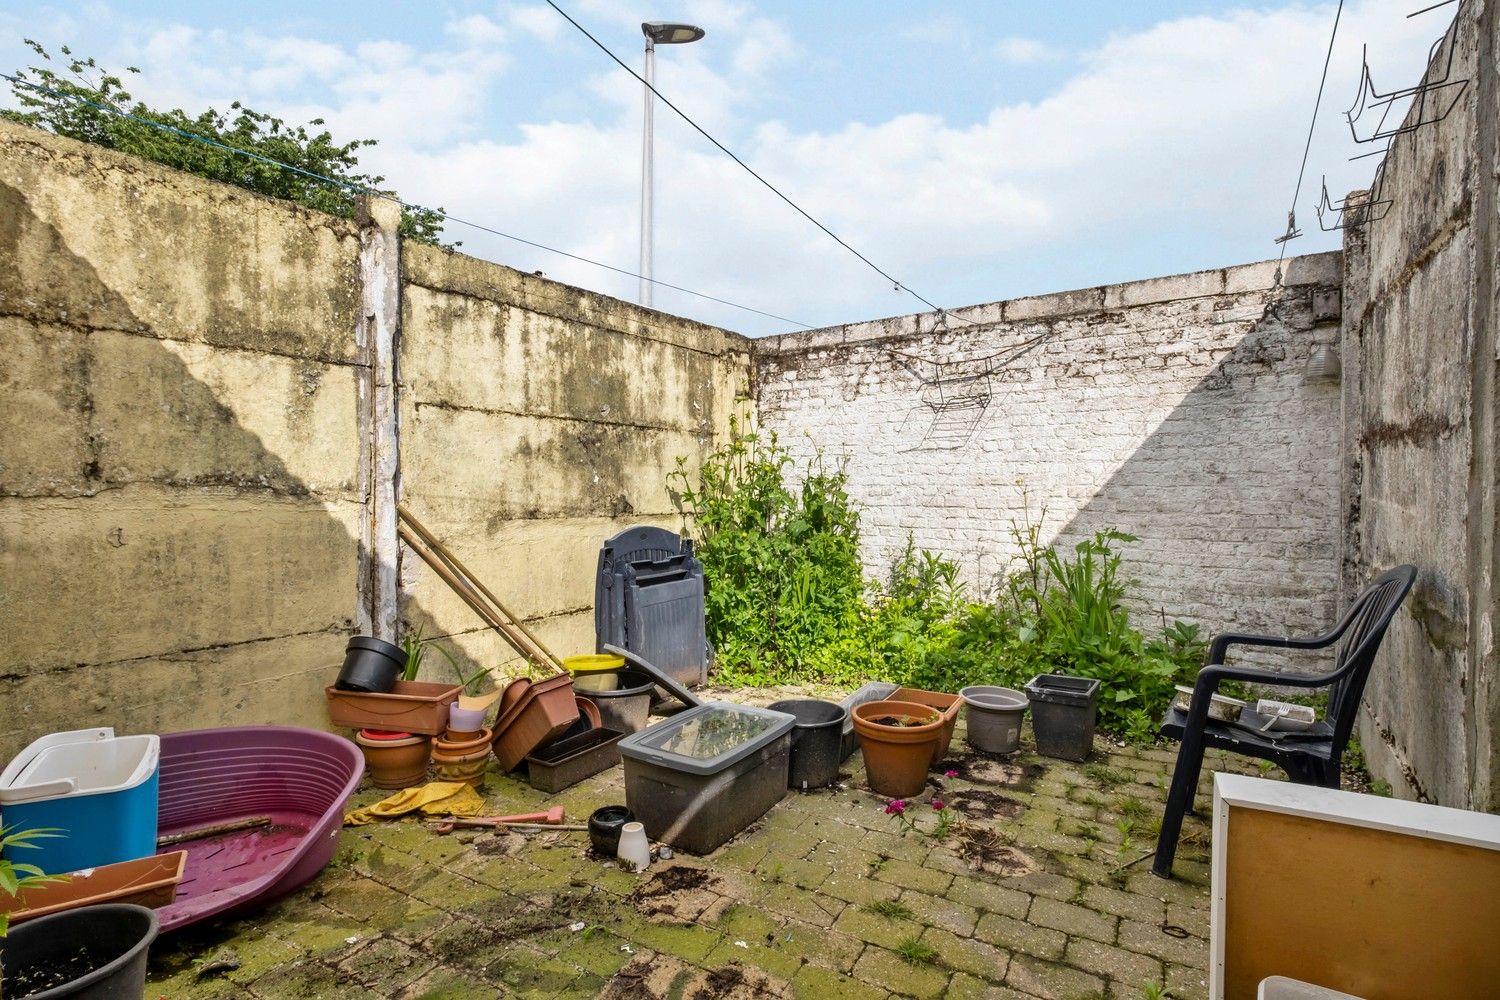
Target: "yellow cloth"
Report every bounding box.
[343,781,487,826]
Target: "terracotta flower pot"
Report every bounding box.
[432,727,494,785]
[354,730,432,789]
[851,700,944,798]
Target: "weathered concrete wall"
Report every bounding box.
[397,246,751,674]
[0,119,751,754]
[0,119,366,752]
[755,254,1344,661]
[1342,0,1498,809]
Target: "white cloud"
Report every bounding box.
[994,36,1060,65]
[0,1,1456,333]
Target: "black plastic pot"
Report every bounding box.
[1023,674,1101,761]
[588,805,635,856]
[575,669,655,734]
[767,698,847,790]
[335,636,407,693]
[0,903,158,999]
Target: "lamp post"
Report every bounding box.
[639,20,705,307]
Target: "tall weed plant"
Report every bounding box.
[671,435,1204,741]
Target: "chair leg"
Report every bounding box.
[1153,735,1205,879]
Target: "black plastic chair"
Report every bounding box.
[1152,565,1417,878]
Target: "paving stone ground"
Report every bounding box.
[146,688,1263,999]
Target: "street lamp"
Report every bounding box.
[639,20,705,307]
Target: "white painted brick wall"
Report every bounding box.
[754,253,1344,663]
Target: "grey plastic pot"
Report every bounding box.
[959,686,1028,754]
[575,669,654,734]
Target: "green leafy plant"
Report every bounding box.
[400,625,488,694]
[893,935,938,965]
[5,41,450,244]
[862,899,913,920]
[669,421,867,685]
[1,826,66,936]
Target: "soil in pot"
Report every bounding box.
[432,728,494,785]
[354,730,432,789]
[850,700,944,798]
[0,903,158,1000]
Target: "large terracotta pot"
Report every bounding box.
[354,729,432,789]
[432,727,494,785]
[850,700,944,798]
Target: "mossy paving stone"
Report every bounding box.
[335,935,437,995]
[943,873,1034,920]
[614,912,724,963]
[248,955,388,999]
[919,925,1012,983]
[1003,954,1106,1000]
[361,843,439,895]
[749,876,845,928]
[493,944,588,998]
[706,832,774,873]
[897,888,981,936]
[946,971,1050,1000]
[832,903,922,950]
[851,944,952,1000]
[767,917,866,974]
[598,952,792,1000]
[712,899,783,942]
[701,935,804,982]
[818,867,904,907]
[317,875,436,932]
[1062,935,1163,990]
[870,855,955,896]
[406,868,505,912]
[534,925,638,978]
[973,913,1067,961]
[1079,884,1166,924]
[265,900,374,958]
[395,965,508,1000]
[791,962,895,1000]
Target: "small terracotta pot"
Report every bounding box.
[444,728,483,743]
[354,729,432,789]
[432,727,494,785]
[850,700,944,798]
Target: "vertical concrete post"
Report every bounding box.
[355,195,402,640]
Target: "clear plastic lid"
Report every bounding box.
[619,702,795,775]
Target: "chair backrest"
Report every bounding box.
[1326,565,1418,752]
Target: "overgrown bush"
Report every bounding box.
[672,435,1205,741]
[5,41,449,244]
[668,423,867,684]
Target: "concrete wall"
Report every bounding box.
[0,120,750,756]
[397,245,750,673]
[1341,0,1498,809]
[755,254,1345,661]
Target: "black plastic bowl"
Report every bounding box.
[0,903,159,999]
[588,805,636,856]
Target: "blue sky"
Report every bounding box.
[3,2,1449,334]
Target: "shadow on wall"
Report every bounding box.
[1045,276,1344,662]
[0,179,487,757]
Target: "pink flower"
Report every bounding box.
[884,799,907,815]
[931,800,945,811]
[943,769,958,778]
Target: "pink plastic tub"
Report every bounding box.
[153,726,362,932]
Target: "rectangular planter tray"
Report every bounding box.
[2,850,188,925]
[619,702,794,855]
[891,687,962,761]
[493,674,580,772]
[524,728,625,794]
[325,681,462,736]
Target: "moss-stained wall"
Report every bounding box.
[1340,0,1498,810]
[0,119,752,754]
[397,245,751,673]
[0,120,366,754]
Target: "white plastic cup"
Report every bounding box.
[616,821,651,871]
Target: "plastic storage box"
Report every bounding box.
[0,728,160,875]
[619,702,794,854]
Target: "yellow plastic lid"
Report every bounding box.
[564,654,626,674]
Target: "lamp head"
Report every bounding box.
[642,21,705,44]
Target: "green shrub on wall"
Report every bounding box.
[672,433,1205,741]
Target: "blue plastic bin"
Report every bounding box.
[0,728,160,875]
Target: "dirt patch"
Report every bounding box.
[939,751,1045,790]
[954,826,1040,878]
[627,864,731,924]
[946,788,1027,821]
[600,955,790,1000]
[474,831,527,856]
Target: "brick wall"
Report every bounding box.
[754,253,1343,655]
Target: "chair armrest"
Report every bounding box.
[1207,630,1338,664]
